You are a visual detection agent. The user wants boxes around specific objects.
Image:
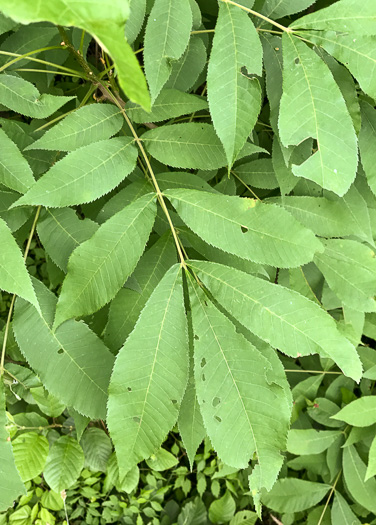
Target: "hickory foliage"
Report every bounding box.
[0,0,376,521]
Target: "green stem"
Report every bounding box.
[0,49,82,76]
[284,369,342,375]
[317,471,341,525]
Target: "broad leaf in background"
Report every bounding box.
[314,239,376,312]
[343,445,376,514]
[359,101,376,196]
[188,277,290,492]
[0,129,34,193]
[44,436,84,493]
[54,194,156,328]
[207,2,262,168]
[143,0,192,103]
[13,279,115,420]
[14,138,138,208]
[80,428,112,472]
[165,189,323,267]
[287,429,341,455]
[261,478,331,513]
[0,218,39,311]
[0,0,150,108]
[27,104,123,152]
[279,34,358,196]
[143,123,228,170]
[290,0,376,35]
[331,492,361,525]
[0,75,74,119]
[12,432,49,482]
[190,261,362,381]
[253,0,317,19]
[0,382,26,511]
[107,265,188,476]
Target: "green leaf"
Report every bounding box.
[143,123,228,170]
[304,32,376,101]
[165,188,323,267]
[178,498,207,525]
[208,491,236,524]
[359,101,376,196]
[332,396,376,427]
[331,492,361,525]
[188,277,289,490]
[13,279,115,420]
[0,74,74,118]
[0,218,39,311]
[143,0,192,102]
[268,196,369,239]
[0,128,34,193]
[12,432,49,482]
[0,382,26,512]
[279,34,358,196]
[234,159,278,190]
[29,387,65,417]
[287,429,341,455]
[165,35,207,92]
[0,13,17,36]
[14,137,138,208]
[189,260,362,381]
[126,90,207,123]
[314,239,376,312]
[207,2,262,168]
[254,0,316,19]
[0,190,31,232]
[105,232,177,352]
[26,104,123,152]
[343,445,376,513]
[366,435,376,481]
[145,448,178,471]
[337,184,374,246]
[44,436,84,492]
[124,0,146,44]
[54,193,157,328]
[0,0,150,109]
[107,265,188,476]
[291,0,376,35]
[81,428,112,472]
[261,478,331,513]
[37,208,99,272]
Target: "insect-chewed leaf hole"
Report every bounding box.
[200,357,206,367]
[133,416,140,423]
[57,349,64,354]
[171,399,177,404]
[202,373,206,382]
[241,226,248,233]
[127,387,132,392]
[212,397,220,407]
[194,334,199,340]
[214,415,222,423]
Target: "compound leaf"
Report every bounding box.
[144,0,192,102]
[207,2,262,168]
[27,104,123,152]
[343,445,376,513]
[279,34,357,196]
[261,478,330,513]
[14,137,138,208]
[13,279,115,420]
[287,429,341,455]
[107,265,189,476]
[165,188,323,267]
[332,396,376,427]
[189,260,362,381]
[54,194,156,328]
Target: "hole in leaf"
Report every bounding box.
[57,349,64,354]
[204,300,208,306]
[201,357,206,368]
[241,226,248,233]
[212,397,220,407]
[133,416,140,423]
[202,373,206,382]
[127,387,132,392]
[172,399,177,404]
[295,57,300,65]
[215,416,222,423]
[194,335,199,340]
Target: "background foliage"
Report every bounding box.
[0,0,376,523]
